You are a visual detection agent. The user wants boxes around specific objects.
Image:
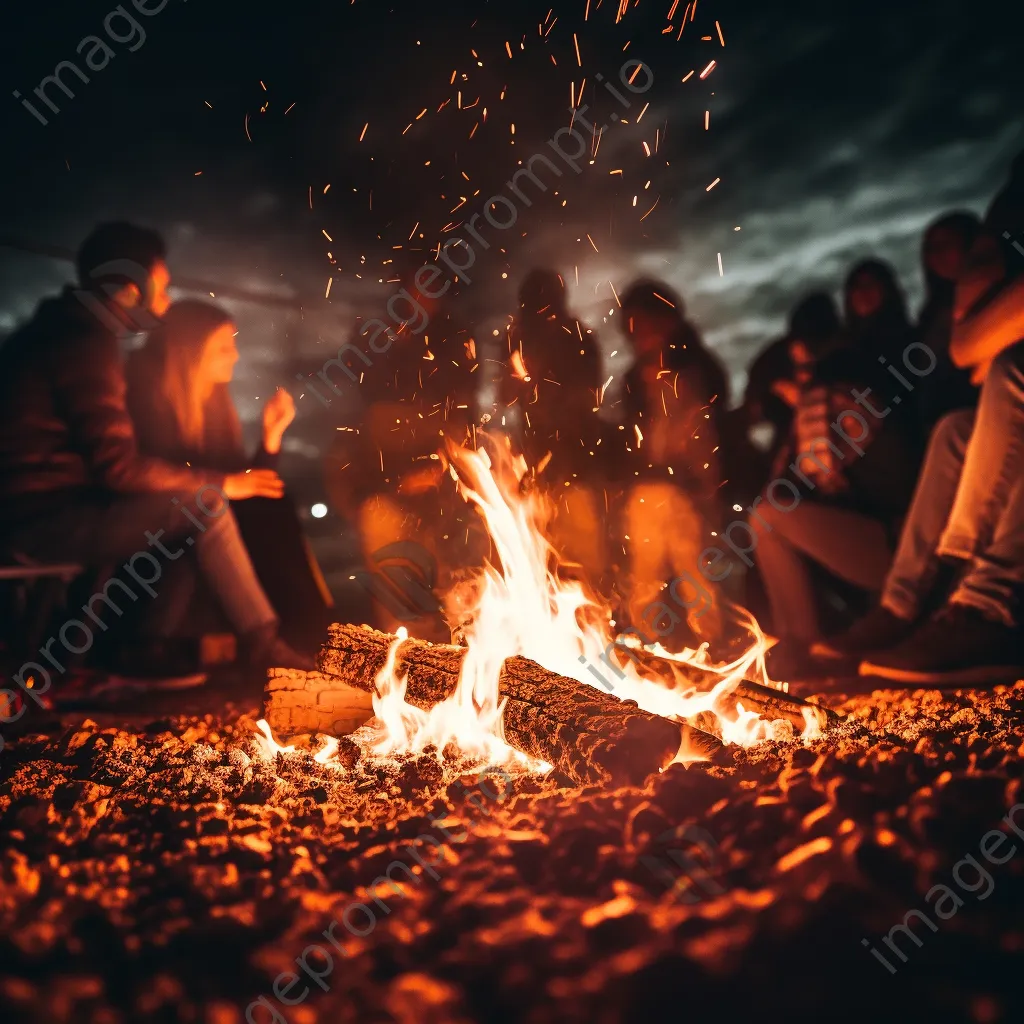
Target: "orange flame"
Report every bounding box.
[252,719,345,767]
[366,436,815,768]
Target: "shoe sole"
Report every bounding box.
[812,636,917,662]
[858,660,1024,686]
[96,673,209,695]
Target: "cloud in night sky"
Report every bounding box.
[1,0,1022,420]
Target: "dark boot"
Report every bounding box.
[810,605,918,663]
[859,604,1024,685]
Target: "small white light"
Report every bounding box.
[311,503,328,519]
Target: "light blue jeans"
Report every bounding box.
[883,340,1024,627]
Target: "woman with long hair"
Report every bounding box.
[126,300,333,657]
[915,211,981,433]
[843,258,914,364]
[842,258,922,444]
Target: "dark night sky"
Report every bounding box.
[2,0,1023,514]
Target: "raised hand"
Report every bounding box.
[262,388,296,454]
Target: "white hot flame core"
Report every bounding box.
[253,718,297,759]
[253,718,345,767]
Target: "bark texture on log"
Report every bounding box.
[311,624,714,786]
[606,643,840,734]
[265,668,375,738]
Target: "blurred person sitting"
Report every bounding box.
[0,223,311,682]
[325,268,481,642]
[747,293,920,676]
[499,268,610,589]
[613,279,729,649]
[914,211,982,433]
[722,334,794,507]
[126,300,334,656]
[814,150,1024,684]
[844,258,915,365]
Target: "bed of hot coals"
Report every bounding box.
[2,683,1023,1024]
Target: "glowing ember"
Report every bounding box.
[253,718,345,767]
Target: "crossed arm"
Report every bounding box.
[950,275,1024,370]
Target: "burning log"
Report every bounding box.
[609,644,840,734]
[265,668,375,738]
[704,678,839,734]
[286,623,721,786]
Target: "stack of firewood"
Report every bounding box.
[264,624,840,786]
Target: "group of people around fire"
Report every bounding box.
[1,148,1022,698]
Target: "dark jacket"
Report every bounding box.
[502,312,608,483]
[613,322,728,500]
[914,290,978,433]
[775,346,920,529]
[125,348,277,474]
[0,288,223,514]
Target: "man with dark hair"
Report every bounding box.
[0,223,312,681]
[75,220,169,294]
[71,221,173,327]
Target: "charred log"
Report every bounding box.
[301,623,719,786]
[605,643,840,734]
[265,669,375,738]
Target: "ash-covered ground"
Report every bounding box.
[2,680,1023,1024]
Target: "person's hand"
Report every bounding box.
[223,469,285,500]
[397,463,444,496]
[262,388,296,454]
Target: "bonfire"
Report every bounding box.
[258,436,836,783]
[4,441,1022,1023]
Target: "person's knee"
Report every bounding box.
[623,485,650,518]
[989,340,1024,388]
[155,488,232,544]
[633,482,676,506]
[930,409,975,457]
[624,482,682,539]
[747,493,783,532]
